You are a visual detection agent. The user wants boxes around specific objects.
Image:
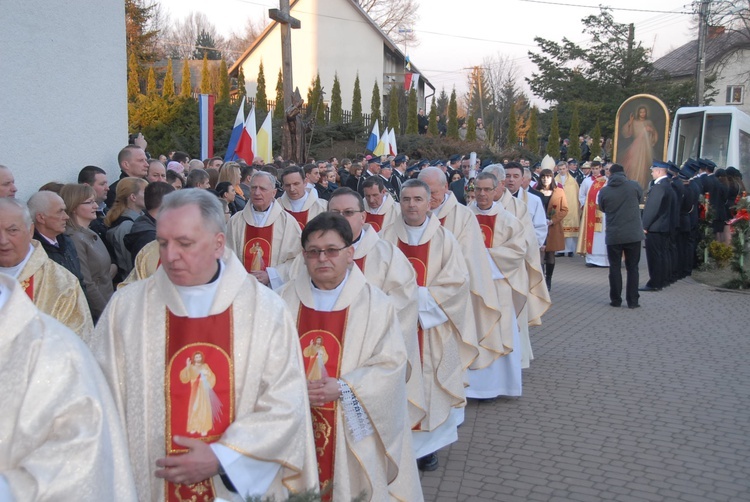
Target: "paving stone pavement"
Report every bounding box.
[420,255,750,501]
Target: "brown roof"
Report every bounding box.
[652,29,750,78]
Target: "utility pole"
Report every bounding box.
[269,1,301,161]
[695,0,710,106]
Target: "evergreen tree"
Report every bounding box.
[466,115,477,141]
[527,106,539,155]
[436,88,449,120]
[428,96,438,136]
[218,59,230,103]
[256,61,268,116]
[127,52,141,101]
[180,59,192,97]
[237,67,246,99]
[370,81,381,126]
[507,105,517,148]
[351,73,363,125]
[210,67,220,96]
[447,88,459,139]
[547,109,560,158]
[274,68,284,120]
[330,73,343,124]
[162,59,175,99]
[193,30,222,60]
[146,66,157,96]
[567,104,581,159]
[388,85,400,133]
[315,74,325,123]
[125,0,158,64]
[590,121,602,159]
[406,88,418,134]
[200,54,210,94]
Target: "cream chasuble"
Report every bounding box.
[364,193,401,235]
[12,240,93,342]
[91,253,318,501]
[555,173,581,238]
[434,192,505,369]
[279,189,328,230]
[499,189,552,327]
[280,266,422,502]
[226,201,302,283]
[120,238,159,287]
[381,216,475,432]
[0,274,138,500]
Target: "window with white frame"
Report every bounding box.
[726,85,744,105]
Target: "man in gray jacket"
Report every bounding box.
[598,164,644,308]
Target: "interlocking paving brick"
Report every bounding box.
[421,257,750,501]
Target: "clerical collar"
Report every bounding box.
[289,190,309,212]
[252,201,273,226]
[0,244,34,279]
[174,260,224,318]
[433,192,450,215]
[476,202,496,215]
[511,190,520,198]
[405,216,429,245]
[311,270,349,312]
[352,230,364,250]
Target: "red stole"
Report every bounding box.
[165,308,234,502]
[475,214,497,248]
[364,212,385,232]
[21,275,34,300]
[353,256,366,271]
[243,224,273,272]
[287,209,309,230]
[297,304,348,498]
[583,178,606,253]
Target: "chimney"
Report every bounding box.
[708,25,725,39]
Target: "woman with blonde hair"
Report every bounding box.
[218,161,246,209]
[60,183,117,321]
[104,177,147,279]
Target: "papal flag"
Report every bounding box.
[366,119,380,152]
[373,128,389,156]
[256,112,273,163]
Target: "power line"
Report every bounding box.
[517,0,692,15]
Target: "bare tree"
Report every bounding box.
[479,54,526,147]
[358,0,420,45]
[162,12,225,60]
[223,18,266,64]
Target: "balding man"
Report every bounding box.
[107,145,149,207]
[279,166,327,230]
[0,198,93,340]
[146,159,167,183]
[362,176,401,235]
[27,191,85,288]
[0,165,18,198]
[226,171,302,288]
[91,189,317,500]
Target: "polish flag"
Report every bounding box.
[235,106,257,163]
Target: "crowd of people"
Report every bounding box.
[0,138,745,500]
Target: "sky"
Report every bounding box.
[157,0,697,107]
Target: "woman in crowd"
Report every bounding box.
[344,162,363,191]
[104,177,147,279]
[537,168,569,290]
[218,161,246,210]
[60,183,117,322]
[215,181,238,216]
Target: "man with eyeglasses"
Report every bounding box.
[362,176,401,235]
[278,166,327,230]
[279,212,422,501]
[380,179,475,473]
[226,171,301,288]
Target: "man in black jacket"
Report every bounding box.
[124,182,174,261]
[639,161,676,292]
[599,164,644,308]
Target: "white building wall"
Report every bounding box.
[711,49,750,116]
[240,0,385,119]
[0,0,128,201]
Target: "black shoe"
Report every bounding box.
[638,286,662,292]
[628,304,640,309]
[417,453,439,471]
[609,301,621,307]
[567,252,574,257]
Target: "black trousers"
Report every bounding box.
[645,231,670,289]
[607,241,641,306]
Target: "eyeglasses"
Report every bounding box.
[303,246,349,259]
[474,187,495,192]
[329,209,363,217]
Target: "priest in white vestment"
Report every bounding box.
[362,176,401,235]
[0,198,93,341]
[278,166,328,230]
[91,190,318,501]
[467,173,529,398]
[226,171,302,289]
[0,273,138,501]
[381,179,476,472]
[576,163,609,267]
[279,212,423,501]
